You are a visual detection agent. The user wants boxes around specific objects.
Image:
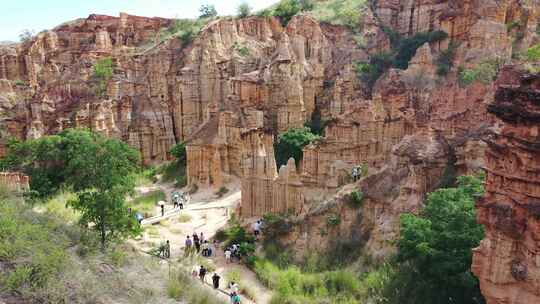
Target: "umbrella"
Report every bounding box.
[157,200,166,206]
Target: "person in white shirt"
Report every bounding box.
[225,248,232,264]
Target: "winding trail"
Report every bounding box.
[131,182,272,304]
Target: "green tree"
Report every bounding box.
[237,2,251,18]
[273,0,302,26]
[199,4,217,18]
[274,127,320,167]
[93,57,113,97]
[1,129,141,250]
[396,175,485,304]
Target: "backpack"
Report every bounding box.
[232,295,241,304]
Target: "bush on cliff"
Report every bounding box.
[237,2,252,18]
[393,175,486,304]
[458,59,503,86]
[93,57,113,97]
[274,127,320,168]
[355,30,448,90]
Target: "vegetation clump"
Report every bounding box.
[389,175,485,304]
[349,190,364,207]
[0,129,141,249]
[93,57,113,97]
[436,42,458,76]
[526,43,540,61]
[458,59,502,86]
[274,127,320,167]
[237,2,252,18]
[355,30,448,90]
[233,41,250,56]
[163,18,208,44]
[198,4,217,19]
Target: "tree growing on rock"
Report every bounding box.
[274,127,320,167]
[93,57,113,97]
[199,4,217,19]
[237,2,251,18]
[395,175,485,304]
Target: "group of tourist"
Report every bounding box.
[185,232,218,257]
[192,265,241,303]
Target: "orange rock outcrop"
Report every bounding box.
[472,67,540,304]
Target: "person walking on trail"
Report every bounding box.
[185,236,192,255]
[225,248,232,264]
[252,220,261,238]
[201,241,209,257]
[212,272,220,289]
[230,292,241,304]
[160,204,165,217]
[200,232,205,243]
[194,233,201,253]
[229,281,239,294]
[199,265,207,283]
[165,240,171,258]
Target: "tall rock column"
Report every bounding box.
[472,68,540,304]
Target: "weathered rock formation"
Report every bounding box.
[0,172,29,192]
[1,3,540,300]
[472,67,540,304]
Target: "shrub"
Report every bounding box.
[215,186,229,198]
[224,225,255,248]
[0,199,70,293]
[397,175,485,304]
[526,43,540,61]
[214,229,228,242]
[233,41,250,56]
[274,127,320,167]
[237,2,251,18]
[458,59,502,86]
[349,190,364,207]
[326,213,341,227]
[199,4,217,18]
[393,30,448,69]
[273,0,303,26]
[164,19,208,44]
[107,247,127,267]
[19,29,35,43]
[309,0,367,29]
[436,42,458,76]
[354,52,393,88]
[13,79,25,86]
[93,57,113,97]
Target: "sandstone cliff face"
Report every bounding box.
[240,0,539,261]
[1,3,540,295]
[472,67,540,304]
[0,172,29,192]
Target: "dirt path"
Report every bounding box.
[130,182,273,304]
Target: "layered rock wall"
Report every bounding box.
[472,68,540,304]
[0,172,29,192]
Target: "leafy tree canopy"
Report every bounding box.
[0,129,141,249]
[274,127,320,167]
[199,4,217,18]
[396,175,485,304]
[237,2,252,18]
